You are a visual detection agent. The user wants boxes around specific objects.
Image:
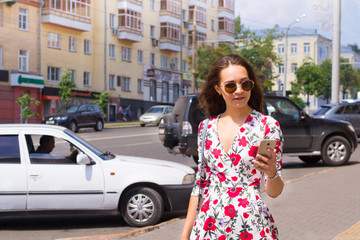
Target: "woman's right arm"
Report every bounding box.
[180,196,204,240]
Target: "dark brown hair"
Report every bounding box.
[198,54,264,118]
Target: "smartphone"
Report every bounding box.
[258,140,277,158]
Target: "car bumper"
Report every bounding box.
[44,119,70,128]
[179,134,198,157]
[162,184,193,211]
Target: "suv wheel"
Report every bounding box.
[321,136,351,166]
[298,156,321,164]
[69,121,78,133]
[94,120,103,131]
[121,187,164,227]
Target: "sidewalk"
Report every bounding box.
[104,121,140,129]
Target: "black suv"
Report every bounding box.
[43,103,104,132]
[159,95,358,166]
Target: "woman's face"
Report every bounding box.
[215,64,251,110]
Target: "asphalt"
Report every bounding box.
[54,159,360,240]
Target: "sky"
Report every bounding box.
[235,0,360,47]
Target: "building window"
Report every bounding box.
[182,34,187,47]
[150,0,155,10]
[279,64,284,74]
[160,22,180,41]
[278,44,284,55]
[45,0,91,19]
[218,0,234,11]
[182,60,187,72]
[189,5,206,24]
[83,72,91,86]
[137,79,143,93]
[47,66,60,81]
[69,69,76,83]
[161,56,169,68]
[291,63,298,73]
[160,0,181,14]
[137,50,143,64]
[69,36,77,52]
[304,42,310,54]
[84,39,91,54]
[150,53,155,66]
[188,30,206,46]
[211,19,215,31]
[19,8,28,30]
[171,58,178,71]
[173,83,179,102]
[291,43,297,54]
[109,75,115,89]
[18,49,28,72]
[109,44,115,59]
[118,9,142,31]
[122,47,131,61]
[218,17,234,34]
[121,77,131,91]
[162,81,169,103]
[48,32,61,49]
[182,85,188,96]
[150,25,156,38]
[150,79,157,101]
[109,13,116,28]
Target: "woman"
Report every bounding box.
[181,54,284,239]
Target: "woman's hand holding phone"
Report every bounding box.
[253,140,278,178]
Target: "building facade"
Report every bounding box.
[0,0,235,123]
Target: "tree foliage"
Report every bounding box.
[91,91,109,117]
[16,93,40,123]
[58,70,76,104]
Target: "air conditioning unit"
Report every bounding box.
[151,39,159,46]
[183,21,188,28]
[112,28,118,35]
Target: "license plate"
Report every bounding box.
[159,128,165,134]
[46,120,55,124]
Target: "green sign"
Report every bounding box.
[18,75,44,85]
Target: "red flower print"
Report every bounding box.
[212,148,223,159]
[238,198,250,208]
[207,124,212,129]
[264,124,270,137]
[219,235,226,240]
[195,236,200,240]
[227,187,243,198]
[238,136,248,147]
[240,127,245,133]
[205,139,212,150]
[194,221,197,226]
[266,228,270,233]
[201,200,210,213]
[224,204,236,218]
[249,178,260,186]
[251,169,257,175]
[248,146,259,158]
[226,227,232,233]
[256,195,259,200]
[196,179,208,188]
[271,215,275,222]
[217,172,226,182]
[275,121,279,126]
[261,117,267,125]
[260,229,266,237]
[229,153,241,166]
[239,231,253,240]
[198,121,203,132]
[275,140,280,153]
[231,176,238,181]
[217,162,224,168]
[213,199,218,204]
[245,115,253,123]
[243,212,249,218]
[203,217,216,231]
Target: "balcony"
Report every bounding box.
[159,39,181,52]
[42,0,91,32]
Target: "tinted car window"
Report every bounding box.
[0,135,21,164]
[312,106,332,115]
[172,97,188,123]
[335,106,345,114]
[78,105,87,112]
[147,107,164,113]
[343,104,359,114]
[87,104,96,111]
[266,98,299,120]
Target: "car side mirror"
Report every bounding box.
[76,153,95,165]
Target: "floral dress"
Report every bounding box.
[190,110,283,240]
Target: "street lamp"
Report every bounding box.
[283,14,306,97]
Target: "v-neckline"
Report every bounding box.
[215,111,253,156]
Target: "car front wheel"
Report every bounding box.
[69,121,78,132]
[121,187,164,227]
[321,136,351,166]
[94,120,103,131]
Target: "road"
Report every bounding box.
[1,125,359,240]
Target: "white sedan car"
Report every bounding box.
[0,124,195,227]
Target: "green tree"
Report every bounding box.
[348,43,360,54]
[91,91,109,118]
[58,70,76,104]
[16,93,40,123]
[340,58,360,98]
[234,16,244,38]
[318,59,332,102]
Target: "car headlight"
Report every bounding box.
[182,173,196,184]
[56,116,68,120]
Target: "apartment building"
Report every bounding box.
[0,0,235,123]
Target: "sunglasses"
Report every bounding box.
[222,80,254,93]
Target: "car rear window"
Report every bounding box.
[312,106,332,115]
[0,135,21,164]
[172,96,189,123]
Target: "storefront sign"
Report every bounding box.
[182,72,192,81]
[11,73,44,88]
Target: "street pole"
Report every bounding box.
[191,5,197,94]
[331,0,341,104]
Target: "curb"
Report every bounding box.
[55,218,181,240]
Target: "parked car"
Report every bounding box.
[139,105,173,127]
[159,95,358,166]
[0,124,195,227]
[312,102,360,137]
[43,103,104,132]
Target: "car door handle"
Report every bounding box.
[29,175,41,181]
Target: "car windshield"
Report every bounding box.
[64,130,115,160]
[312,106,332,115]
[146,107,164,113]
[55,105,79,114]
